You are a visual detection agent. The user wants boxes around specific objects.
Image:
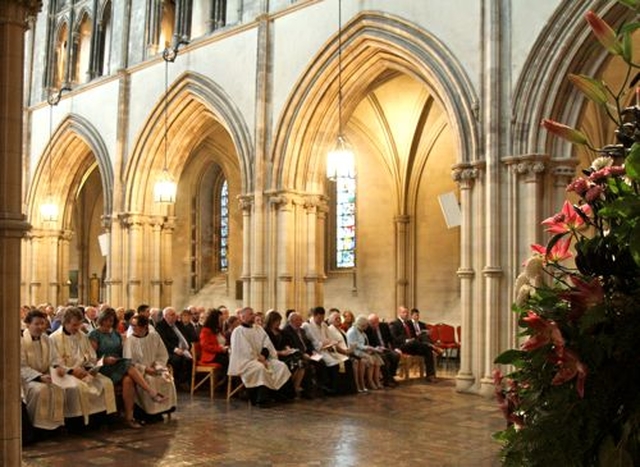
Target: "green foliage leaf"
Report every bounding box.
[494,349,526,365]
[625,143,640,180]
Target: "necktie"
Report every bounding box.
[403,320,412,338]
[414,321,421,335]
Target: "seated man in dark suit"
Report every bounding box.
[282,311,316,397]
[389,306,437,382]
[366,313,400,386]
[155,307,193,388]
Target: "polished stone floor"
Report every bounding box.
[22,365,505,467]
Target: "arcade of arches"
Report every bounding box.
[1,0,635,463]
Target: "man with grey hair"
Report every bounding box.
[366,313,400,386]
[156,307,192,388]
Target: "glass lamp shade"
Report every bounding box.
[154,168,177,203]
[40,196,59,222]
[326,135,355,180]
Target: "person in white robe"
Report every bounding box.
[20,309,65,430]
[123,315,177,416]
[302,306,349,394]
[50,307,117,424]
[302,308,348,367]
[228,307,291,400]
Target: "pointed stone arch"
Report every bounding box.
[124,71,253,213]
[27,113,113,229]
[270,11,479,193]
[512,1,631,157]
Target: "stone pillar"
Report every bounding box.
[303,195,322,310]
[239,195,253,305]
[161,216,175,307]
[123,214,146,306]
[58,229,73,304]
[394,215,410,307]
[0,1,41,463]
[105,215,124,306]
[271,193,295,311]
[453,166,478,392]
[150,216,164,305]
[551,161,578,210]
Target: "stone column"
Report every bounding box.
[551,161,578,210]
[239,195,253,305]
[150,216,164,306]
[123,214,146,306]
[0,1,41,463]
[394,215,410,307]
[160,216,175,307]
[58,229,74,304]
[453,166,478,392]
[271,192,294,311]
[105,215,124,306]
[303,195,322,310]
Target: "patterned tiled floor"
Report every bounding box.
[22,369,505,467]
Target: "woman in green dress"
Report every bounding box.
[89,308,167,428]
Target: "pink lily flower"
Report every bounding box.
[541,201,591,234]
[530,239,572,263]
[521,311,565,351]
[551,348,588,398]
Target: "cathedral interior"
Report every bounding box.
[1,0,633,464]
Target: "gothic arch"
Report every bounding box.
[511,0,632,157]
[27,113,113,229]
[124,70,253,212]
[270,11,479,193]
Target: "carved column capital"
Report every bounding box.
[0,0,42,26]
[452,165,479,189]
[238,194,254,212]
[119,213,148,228]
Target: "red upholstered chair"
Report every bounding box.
[435,323,461,359]
[426,323,438,343]
[190,342,223,399]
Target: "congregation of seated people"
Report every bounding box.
[19,301,443,440]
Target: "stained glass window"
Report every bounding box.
[219,180,228,271]
[336,175,356,268]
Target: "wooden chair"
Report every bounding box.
[226,374,244,402]
[399,354,425,380]
[190,342,222,399]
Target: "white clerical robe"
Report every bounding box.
[228,325,291,389]
[50,328,117,424]
[21,332,65,430]
[302,321,348,367]
[123,331,177,415]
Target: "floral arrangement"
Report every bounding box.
[494,3,640,466]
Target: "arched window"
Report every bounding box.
[74,12,92,84]
[335,174,356,268]
[219,179,229,271]
[160,1,176,49]
[54,22,69,88]
[97,1,112,77]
